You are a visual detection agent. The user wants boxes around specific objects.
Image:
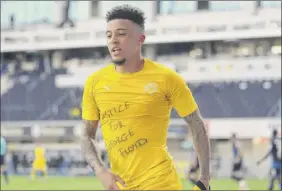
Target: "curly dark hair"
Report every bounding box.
[106,4,145,30]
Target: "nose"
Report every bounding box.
[110,35,119,44]
[111,38,118,45]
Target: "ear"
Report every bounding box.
[139,34,146,44]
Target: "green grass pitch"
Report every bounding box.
[1,176,280,190]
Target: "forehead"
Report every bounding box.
[106,19,136,31]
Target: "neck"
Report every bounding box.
[115,54,144,73]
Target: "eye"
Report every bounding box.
[106,32,112,39]
[118,31,126,36]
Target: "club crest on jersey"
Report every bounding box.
[144,82,158,94]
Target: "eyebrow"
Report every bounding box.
[106,28,127,34]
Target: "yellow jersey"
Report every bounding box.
[82,58,198,190]
[34,146,46,161]
[33,146,46,170]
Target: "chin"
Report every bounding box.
[112,58,126,65]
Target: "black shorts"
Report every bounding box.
[0,155,5,166]
[232,161,243,172]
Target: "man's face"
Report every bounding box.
[106,19,145,65]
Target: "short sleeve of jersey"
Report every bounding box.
[81,75,100,120]
[166,70,198,117]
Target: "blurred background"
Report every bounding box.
[0,0,281,190]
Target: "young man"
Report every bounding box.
[31,143,47,180]
[257,129,281,190]
[230,133,249,190]
[81,5,211,190]
[0,136,9,184]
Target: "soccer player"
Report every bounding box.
[1,136,9,184]
[230,133,249,190]
[30,143,47,180]
[257,129,281,190]
[81,5,211,190]
[187,150,200,186]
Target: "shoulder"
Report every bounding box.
[146,59,176,73]
[146,59,181,81]
[84,64,113,85]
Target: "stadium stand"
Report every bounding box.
[0,1,281,187]
[1,54,281,121]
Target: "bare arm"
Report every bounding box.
[184,109,211,180]
[81,120,106,174]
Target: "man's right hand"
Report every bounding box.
[97,168,126,190]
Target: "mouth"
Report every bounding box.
[111,47,122,55]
